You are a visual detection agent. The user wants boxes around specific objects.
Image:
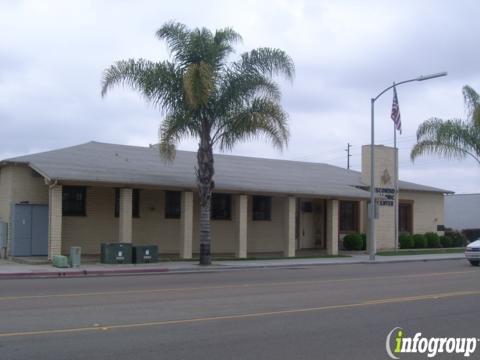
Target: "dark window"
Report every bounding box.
[253,196,272,221]
[165,191,181,219]
[339,201,359,232]
[114,189,140,218]
[63,186,86,216]
[211,193,231,220]
[302,201,313,213]
[399,203,413,234]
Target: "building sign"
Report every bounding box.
[375,187,395,207]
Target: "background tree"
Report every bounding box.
[411,85,480,165]
[101,22,294,265]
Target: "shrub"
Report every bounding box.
[445,231,467,247]
[425,232,441,248]
[343,234,363,251]
[399,234,414,249]
[440,235,453,248]
[413,234,427,248]
[360,233,367,250]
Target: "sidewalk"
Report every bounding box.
[0,252,467,279]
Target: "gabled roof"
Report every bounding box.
[1,141,452,198]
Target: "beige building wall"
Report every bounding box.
[247,195,285,253]
[399,191,444,235]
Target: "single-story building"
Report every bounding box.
[0,141,451,259]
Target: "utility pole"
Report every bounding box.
[345,143,352,169]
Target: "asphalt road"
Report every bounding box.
[0,260,479,360]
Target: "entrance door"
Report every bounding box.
[31,205,48,255]
[299,200,315,249]
[11,204,49,256]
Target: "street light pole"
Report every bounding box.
[368,72,447,262]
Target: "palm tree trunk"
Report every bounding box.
[197,132,214,265]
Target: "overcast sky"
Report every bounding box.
[0,0,478,193]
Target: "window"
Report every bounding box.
[114,189,140,218]
[165,191,181,219]
[211,193,231,220]
[301,201,313,213]
[399,202,413,234]
[253,196,272,221]
[63,186,86,216]
[339,201,359,232]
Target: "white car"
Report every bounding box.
[465,239,480,266]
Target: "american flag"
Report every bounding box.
[391,86,402,134]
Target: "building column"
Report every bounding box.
[180,191,194,259]
[118,188,133,243]
[235,195,248,259]
[284,196,296,257]
[326,199,339,255]
[48,185,63,260]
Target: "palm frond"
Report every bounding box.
[101,59,184,111]
[158,111,199,161]
[156,21,190,65]
[410,118,480,163]
[216,71,281,114]
[235,48,295,81]
[215,97,289,151]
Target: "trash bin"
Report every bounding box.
[100,243,132,264]
[132,245,158,263]
[69,246,81,268]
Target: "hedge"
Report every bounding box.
[425,232,441,248]
[343,234,363,251]
[412,234,427,248]
[445,231,467,247]
[399,234,414,249]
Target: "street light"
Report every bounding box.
[368,71,447,261]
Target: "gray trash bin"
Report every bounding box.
[69,246,81,268]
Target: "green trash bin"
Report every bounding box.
[100,243,132,264]
[132,245,158,263]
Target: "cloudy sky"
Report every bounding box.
[0,0,478,193]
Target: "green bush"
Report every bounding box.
[413,234,427,248]
[425,232,441,248]
[343,234,363,251]
[440,235,453,248]
[445,231,467,247]
[399,234,414,249]
[360,233,367,250]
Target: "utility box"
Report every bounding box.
[52,255,69,268]
[132,245,158,263]
[100,243,132,264]
[69,246,81,268]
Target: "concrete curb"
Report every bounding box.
[0,255,466,279]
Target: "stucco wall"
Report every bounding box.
[61,188,286,255]
[400,191,444,235]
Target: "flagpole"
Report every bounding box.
[394,116,399,252]
[392,83,399,253]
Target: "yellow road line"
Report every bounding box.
[0,270,476,302]
[1,289,479,338]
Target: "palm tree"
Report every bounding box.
[411,85,480,165]
[101,22,294,265]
